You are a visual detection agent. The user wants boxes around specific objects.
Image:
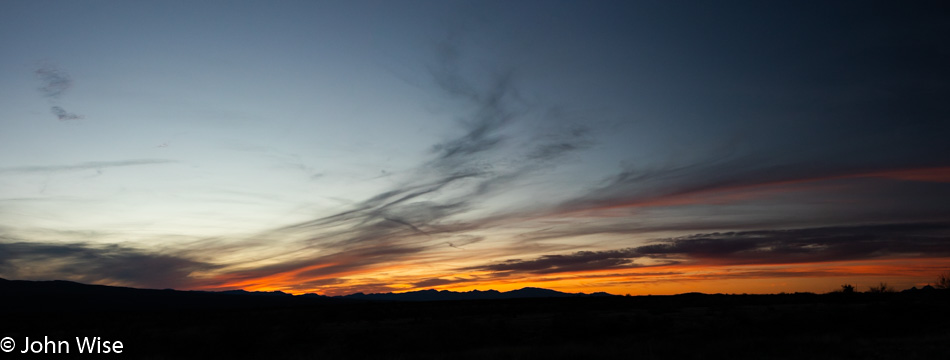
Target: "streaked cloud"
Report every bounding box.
[0,240,215,289]
[0,159,176,174]
[467,249,645,275]
[412,277,478,288]
[557,164,950,215]
[467,222,950,276]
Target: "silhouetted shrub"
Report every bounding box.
[937,272,950,290]
[839,284,856,293]
[867,282,893,293]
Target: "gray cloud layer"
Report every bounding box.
[0,241,215,289]
[468,222,950,275]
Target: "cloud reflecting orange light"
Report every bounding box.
[195,255,950,296]
[575,166,950,214]
[186,167,950,296]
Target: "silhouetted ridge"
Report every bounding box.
[220,289,295,297]
[0,278,337,312]
[0,278,616,310]
[341,287,614,301]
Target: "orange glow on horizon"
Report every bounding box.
[193,256,950,296]
[183,166,950,296]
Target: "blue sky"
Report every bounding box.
[1,1,949,295]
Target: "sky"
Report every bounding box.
[1,0,949,296]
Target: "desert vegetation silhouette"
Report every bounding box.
[838,284,856,293]
[936,271,950,289]
[867,282,894,293]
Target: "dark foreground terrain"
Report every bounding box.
[2,279,949,359]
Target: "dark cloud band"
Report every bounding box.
[0,241,215,289]
[467,222,950,275]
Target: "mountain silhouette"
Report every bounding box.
[342,286,614,301]
[0,277,337,312]
[0,278,612,312]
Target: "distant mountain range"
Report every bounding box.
[340,287,614,301]
[6,277,942,313]
[212,284,613,301]
[0,277,614,312]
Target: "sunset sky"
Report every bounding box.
[1,1,948,296]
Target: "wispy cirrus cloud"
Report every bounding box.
[0,159,176,174]
[183,33,595,293]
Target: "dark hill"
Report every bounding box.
[0,278,335,312]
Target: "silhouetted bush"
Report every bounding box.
[937,272,950,290]
[867,282,893,293]
[839,284,856,293]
